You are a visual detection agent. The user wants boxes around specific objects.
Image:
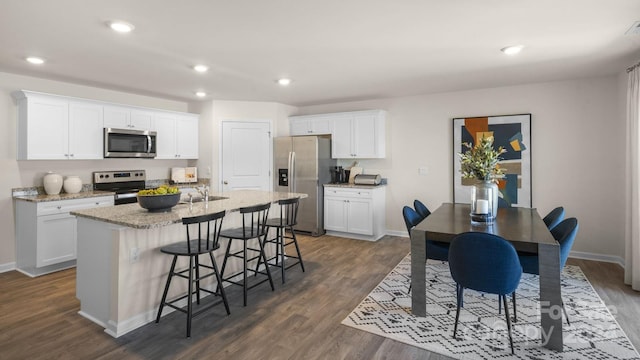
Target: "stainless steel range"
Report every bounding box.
[93,170,146,205]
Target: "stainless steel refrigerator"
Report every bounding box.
[274,136,335,236]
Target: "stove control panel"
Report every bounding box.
[93,170,146,184]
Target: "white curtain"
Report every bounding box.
[625,63,640,291]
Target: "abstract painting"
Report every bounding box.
[453,114,532,207]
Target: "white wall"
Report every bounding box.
[297,75,626,263]
[0,72,195,269]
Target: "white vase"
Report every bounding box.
[63,175,83,194]
[43,172,63,195]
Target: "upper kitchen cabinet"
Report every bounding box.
[289,114,333,136]
[152,112,199,159]
[13,91,103,160]
[331,110,386,159]
[103,106,152,130]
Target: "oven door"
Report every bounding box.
[114,191,140,205]
[104,128,157,158]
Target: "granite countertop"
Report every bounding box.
[13,190,116,202]
[324,183,386,189]
[71,190,308,229]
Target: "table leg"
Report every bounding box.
[411,229,427,316]
[538,242,563,351]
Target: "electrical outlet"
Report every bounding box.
[418,167,429,176]
[129,247,140,263]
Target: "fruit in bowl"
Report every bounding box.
[137,185,181,212]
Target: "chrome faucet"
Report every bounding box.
[196,185,209,203]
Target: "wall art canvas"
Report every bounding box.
[452,114,532,207]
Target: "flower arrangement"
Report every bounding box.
[458,136,507,181]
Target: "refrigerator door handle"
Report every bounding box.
[289,151,296,193]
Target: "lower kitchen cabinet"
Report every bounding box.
[15,195,114,277]
[323,185,386,241]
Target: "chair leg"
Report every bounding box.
[279,227,286,283]
[209,252,230,315]
[195,255,201,304]
[257,234,275,291]
[156,256,178,323]
[502,295,515,354]
[562,300,570,326]
[453,285,463,339]
[243,240,248,307]
[512,292,517,323]
[186,256,194,338]
[218,238,233,295]
[289,226,305,272]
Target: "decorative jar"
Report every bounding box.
[470,180,498,224]
[63,175,83,194]
[43,172,63,195]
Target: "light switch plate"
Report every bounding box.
[418,167,429,176]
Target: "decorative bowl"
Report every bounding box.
[137,192,181,212]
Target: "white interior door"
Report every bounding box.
[221,120,272,191]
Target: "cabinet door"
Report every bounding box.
[346,198,373,235]
[26,96,69,159]
[103,106,131,129]
[131,109,153,130]
[324,197,347,232]
[175,115,199,159]
[37,213,77,267]
[352,113,378,158]
[309,116,332,134]
[289,118,309,136]
[69,102,103,159]
[153,113,177,159]
[331,116,353,158]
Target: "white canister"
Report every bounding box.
[43,172,63,195]
[63,175,83,194]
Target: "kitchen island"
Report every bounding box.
[71,190,306,338]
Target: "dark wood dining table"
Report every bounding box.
[410,203,564,352]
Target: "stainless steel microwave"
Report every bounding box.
[104,128,157,158]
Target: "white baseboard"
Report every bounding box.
[0,262,16,273]
[385,230,409,238]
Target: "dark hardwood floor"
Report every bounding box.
[1,234,638,359]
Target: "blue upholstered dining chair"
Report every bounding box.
[413,199,431,219]
[402,206,449,261]
[518,217,578,325]
[449,232,522,354]
[542,206,565,230]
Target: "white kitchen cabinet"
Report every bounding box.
[324,185,386,241]
[104,106,154,130]
[15,195,114,277]
[332,110,386,159]
[13,92,104,160]
[152,112,199,159]
[289,114,333,136]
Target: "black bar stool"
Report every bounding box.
[219,202,274,306]
[155,210,230,338]
[260,197,305,283]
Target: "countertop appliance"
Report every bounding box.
[104,128,157,158]
[274,136,336,236]
[93,170,146,205]
[354,174,382,185]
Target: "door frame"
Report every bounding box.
[218,119,273,191]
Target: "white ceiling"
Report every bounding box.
[1,0,640,106]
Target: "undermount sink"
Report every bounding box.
[179,195,228,204]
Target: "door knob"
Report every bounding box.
[223,181,228,185]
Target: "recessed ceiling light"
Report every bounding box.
[501,45,524,55]
[195,91,207,98]
[108,21,135,33]
[193,65,208,73]
[26,56,45,65]
[277,78,292,86]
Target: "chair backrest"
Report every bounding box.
[550,217,578,269]
[413,199,431,219]
[182,210,226,253]
[543,206,565,230]
[402,206,422,234]
[276,197,300,227]
[240,202,271,238]
[498,197,510,208]
[448,232,522,295]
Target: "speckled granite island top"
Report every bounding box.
[71,190,307,229]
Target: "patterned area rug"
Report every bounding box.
[342,254,640,359]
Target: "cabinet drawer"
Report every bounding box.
[37,196,114,216]
[324,188,372,199]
